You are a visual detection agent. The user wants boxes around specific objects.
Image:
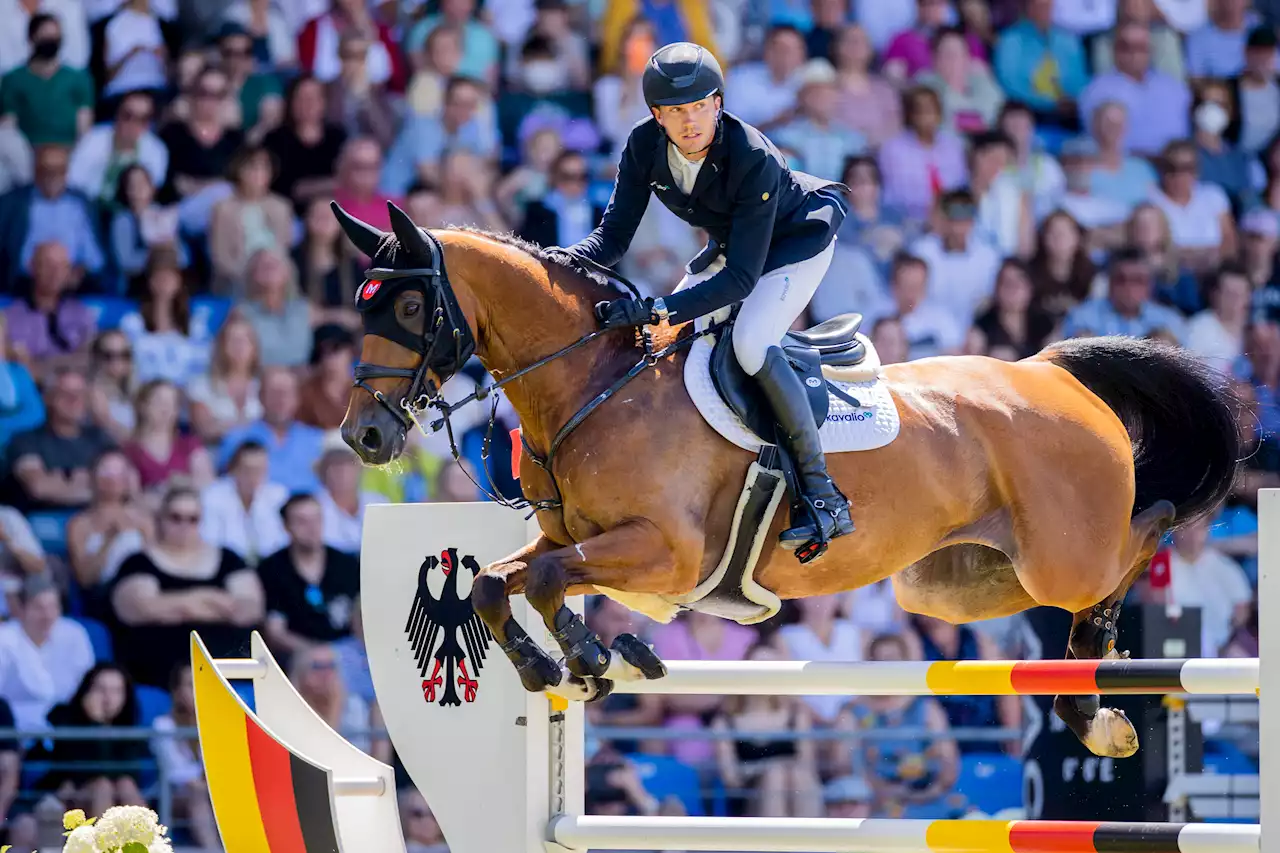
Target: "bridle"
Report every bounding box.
[352,238,722,516]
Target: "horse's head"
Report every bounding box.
[335,200,475,465]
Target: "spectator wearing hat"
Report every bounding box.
[258,492,359,657]
[992,0,1089,127]
[916,27,1005,136]
[66,91,168,206]
[0,574,94,733]
[1062,246,1187,340]
[1232,26,1280,154]
[909,189,1002,320]
[725,24,808,130]
[1090,0,1187,81]
[1185,0,1256,78]
[882,0,988,81]
[0,14,94,152]
[298,324,356,430]
[1079,100,1158,210]
[1078,21,1191,156]
[773,59,867,183]
[879,86,967,222]
[218,367,325,494]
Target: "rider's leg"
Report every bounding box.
[732,239,854,552]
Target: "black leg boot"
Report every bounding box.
[754,346,855,559]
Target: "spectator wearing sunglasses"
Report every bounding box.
[67,91,168,206]
[517,150,603,248]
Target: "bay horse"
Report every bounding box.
[337,202,1240,759]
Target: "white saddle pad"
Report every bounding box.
[683,333,901,454]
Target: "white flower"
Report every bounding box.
[62,824,98,853]
[92,806,161,852]
[147,837,174,853]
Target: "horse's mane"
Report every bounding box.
[447,226,624,295]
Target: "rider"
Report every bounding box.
[558,41,855,555]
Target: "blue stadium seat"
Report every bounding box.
[953,752,1023,816]
[191,295,233,338]
[25,511,73,557]
[1203,739,1258,775]
[80,296,136,330]
[628,754,706,817]
[135,685,172,726]
[74,616,114,662]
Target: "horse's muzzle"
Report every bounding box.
[342,413,407,466]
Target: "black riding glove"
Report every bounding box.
[595,297,656,329]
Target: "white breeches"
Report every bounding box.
[675,237,837,376]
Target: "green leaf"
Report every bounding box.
[123,843,149,853]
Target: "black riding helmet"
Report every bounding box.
[642,42,724,109]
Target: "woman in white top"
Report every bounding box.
[315,447,386,554]
[1186,264,1252,374]
[119,246,209,387]
[66,449,153,597]
[775,595,865,724]
[969,130,1033,258]
[87,330,137,444]
[1149,139,1237,273]
[102,0,169,98]
[188,315,263,444]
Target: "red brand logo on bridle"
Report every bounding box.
[362,280,382,300]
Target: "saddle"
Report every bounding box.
[709,310,868,443]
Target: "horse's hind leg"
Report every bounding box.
[472,535,564,693]
[1053,500,1177,758]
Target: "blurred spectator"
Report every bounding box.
[969,130,1033,257]
[259,492,359,656]
[909,614,1020,755]
[383,77,496,195]
[217,23,285,146]
[1195,78,1255,210]
[776,596,866,725]
[1125,202,1204,314]
[835,156,912,281]
[0,697,18,835]
[918,27,1005,136]
[120,247,206,386]
[582,597,663,752]
[1082,101,1158,209]
[406,23,463,120]
[111,484,264,687]
[876,251,967,359]
[400,788,448,853]
[1233,26,1280,154]
[331,136,400,234]
[237,248,318,366]
[6,368,113,512]
[1154,0,1208,31]
[299,0,405,92]
[1185,0,1253,79]
[332,592,373,705]
[774,59,867,182]
[1238,320,1280,433]
[0,574,94,733]
[883,0,987,81]
[298,325,356,430]
[1150,139,1237,271]
[0,503,44,584]
[201,439,288,564]
[997,101,1065,220]
[435,149,507,231]
[315,446,383,553]
[188,315,263,443]
[0,2,89,74]
[712,644,822,817]
[517,149,604,247]
[161,66,243,236]
[86,330,136,443]
[1062,246,1187,340]
[30,663,148,819]
[597,0,716,83]
[66,449,151,594]
[4,145,105,287]
[592,17,651,158]
[834,633,960,817]
[0,314,44,449]
[67,92,166,208]
[822,774,875,819]
[957,0,998,52]
[830,24,901,148]
[1187,262,1252,372]
[583,745,663,816]
[992,0,1088,125]
[1168,517,1253,655]
[508,31,574,99]
[1258,133,1280,218]
[222,0,298,69]
[110,164,187,279]
[1079,21,1191,156]
[725,24,807,130]
[851,0,918,51]
[879,86,967,221]
[1091,0,1187,80]
[0,13,93,151]
[150,662,218,850]
[289,642,371,752]
[1027,209,1098,322]
[1051,0,1116,33]
[209,145,294,293]
[974,258,1055,358]
[296,195,364,307]
[100,0,169,100]
[911,189,1001,318]
[1242,208,1280,294]
[4,241,95,377]
[123,379,213,492]
[264,75,347,213]
[219,366,325,494]
[497,127,563,225]
[325,33,398,149]
[406,0,498,85]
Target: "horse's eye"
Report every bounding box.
[403,303,421,318]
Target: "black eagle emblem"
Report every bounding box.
[405,549,493,706]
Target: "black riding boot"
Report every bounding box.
[754,346,855,559]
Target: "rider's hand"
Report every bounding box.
[595,297,656,329]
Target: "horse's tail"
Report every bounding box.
[1042,335,1242,528]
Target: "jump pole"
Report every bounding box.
[360,498,1272,853]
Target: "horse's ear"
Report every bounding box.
[331,201,385,258]
[388,201,433,262]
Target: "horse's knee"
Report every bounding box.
[471,572,509,627]
[524,556,566,614]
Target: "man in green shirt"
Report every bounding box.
[0,13,93,147]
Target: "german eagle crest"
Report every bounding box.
[405,548,493,706]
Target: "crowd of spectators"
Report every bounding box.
[0,0,1271,848]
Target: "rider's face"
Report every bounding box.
[652,94,721,157]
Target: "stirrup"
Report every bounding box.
[780,492,854,562]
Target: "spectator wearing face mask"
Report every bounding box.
[1192,81,1255,209]
[0,14,93,152]
[0,0,88,74]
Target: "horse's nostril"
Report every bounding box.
[360,426,382,453]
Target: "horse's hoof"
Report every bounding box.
[560,673,614,703]
[1083,707,1139,758]
[611,633,668,681]
[512,644,564,693]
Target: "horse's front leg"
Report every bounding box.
[525,519,683,696]
[472,534,564,693]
